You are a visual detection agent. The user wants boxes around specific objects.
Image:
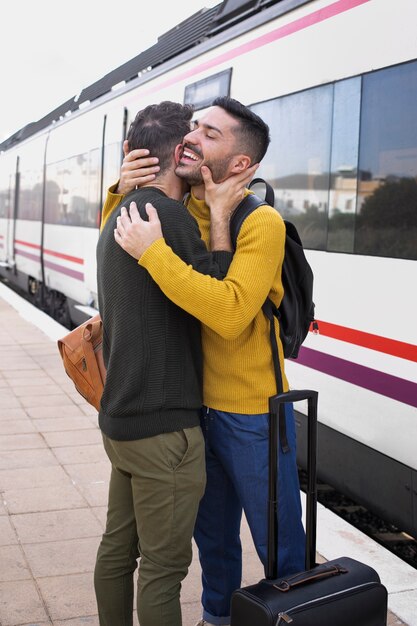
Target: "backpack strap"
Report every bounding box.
[248,177,275,206]
[263,299,290,453]
[230,177,276,249]
[229,187,290,453]
[229,192,265,250]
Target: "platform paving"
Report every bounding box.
[0,292,411,626]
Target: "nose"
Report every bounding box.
[183,127,198,145]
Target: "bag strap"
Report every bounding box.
[229,193,265,250]
[230,186,289,453]
[262,299,290,453]
[229,179,275,249]
[248,177,275,206]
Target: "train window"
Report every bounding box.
[45,151,99,228]
[87,148,101,227]
[45,162,63,225]
[356,61,417,260]
[18,168,43,221]
[327,78,361,253]
[0,172,11,219]
[15,140,46,222]
[251,84,333,250]
[184,69,232,111]
[65,154,88,227]
[0,194,7,219]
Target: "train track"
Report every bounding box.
[0,278,74,330]
[298,469,417,570]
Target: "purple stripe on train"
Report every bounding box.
[295,347,417,408]
[44,260,84,281]
[15,249,40,263]
[15,249,84,281]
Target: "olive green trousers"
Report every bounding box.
[94,426,206,626]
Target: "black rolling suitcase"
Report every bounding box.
[230,389,388,626]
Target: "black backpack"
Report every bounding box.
[230,178,317,360]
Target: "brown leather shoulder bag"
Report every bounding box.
[57,314,106,411]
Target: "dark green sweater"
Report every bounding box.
[96,187,231,441]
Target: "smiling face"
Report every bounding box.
[175,106,246,186]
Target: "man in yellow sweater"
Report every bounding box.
[103,97,305,626]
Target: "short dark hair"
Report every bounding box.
[127,101,194,174]
[212,96,270,163]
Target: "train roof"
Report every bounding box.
[0,0,311,153]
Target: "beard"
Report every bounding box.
[175,154,234,186]
[175,162,204,186]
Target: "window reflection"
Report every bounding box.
[184,69,232,111]
[0,178,11,219]
[251,60,417,260]
[88,149,100,227]
[327,78,361,253]
[45,164,61,224]
[18,168,43,221]
[356,62,417,259]
[45,149,100,228]
[252,85,333,250]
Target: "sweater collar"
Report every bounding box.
[187,189,210,220]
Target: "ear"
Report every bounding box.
[229,154,252,174]
[174,143,183,166]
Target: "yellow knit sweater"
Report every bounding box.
[101,186,288,413]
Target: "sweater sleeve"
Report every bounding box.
[139,205,285,339]
[100,183,124,233]
[152,198,232,279]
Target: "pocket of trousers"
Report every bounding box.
[162,429,190,471]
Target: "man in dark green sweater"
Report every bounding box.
[94,102,241,626]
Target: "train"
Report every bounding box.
[1,0,416,539]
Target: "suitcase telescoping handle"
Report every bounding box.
[267,389,318,580]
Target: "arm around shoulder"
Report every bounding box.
[140,205,285,338]
[151,197,233,279]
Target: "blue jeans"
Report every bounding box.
[194,405,305,625]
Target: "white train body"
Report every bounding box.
[1,0,416,535]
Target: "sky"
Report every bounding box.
[0,0,221,143]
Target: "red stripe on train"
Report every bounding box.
[14,239,84,265]
[14,239,40,250]
[313,320,417,363]
[43,248,84,265]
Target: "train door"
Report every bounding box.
[82,105,128,313]
[12,135,47,292]
[100,106,128,212]
[44,109,110,323]
[0,151,16,271]
[81,110,106,314]
[79,105,128,316]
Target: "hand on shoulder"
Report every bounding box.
[114,202,163,259]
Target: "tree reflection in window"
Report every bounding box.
[356,62,417,260]
[251,60,417,260]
